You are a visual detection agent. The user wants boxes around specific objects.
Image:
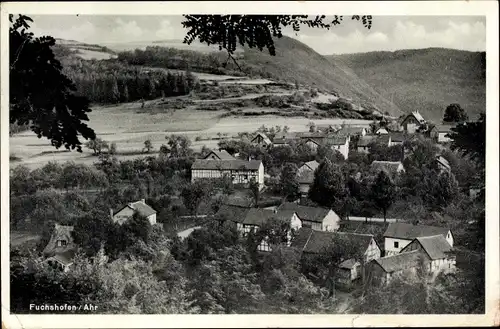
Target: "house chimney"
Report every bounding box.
[109,208,113,219]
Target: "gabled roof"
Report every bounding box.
[278,202,332,223]
[383,222,450,240]
[336,126,366,136]
[192,159,262,171]
[376,134,391,145]
[47,249,76,266]
[215,204,251,223]
[115,200,157,218]
[376,128,389,134]
[291,227,376,256]
[408,235,454,260]
[370,161,404,176]
[357,135,377,147]
[403,111,426,124]
[296,132,327,139]
[339,258,358,269]
[242,208,276,226]
[42,224,75,256]
[301,160,320,172]
[433,124,455,133]
[204,150,235,160]
[373,250,422,273]
[251,132,272,145]
[325,136,349,145]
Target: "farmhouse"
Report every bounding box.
[112,199,157,226]
[296,160,319,195]
[383,222,453,256]
[336,126,367,141]
[278,202,340,232]
[251,132,273,148]
[43,224,77,272]
[429,124,455,143]
[356,135,376,153]
[365,250,422,285]
[326,136,350,159]
[370,161,405,180]
[291,228,381,285]
[191,159,264,188]
[388,132,406,147]
[375,127,389,135]
[400,235,456,273]
[304,138,322,152]
[204,149,236,160]
[401,111,426,133]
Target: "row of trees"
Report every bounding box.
[61,57,199,104]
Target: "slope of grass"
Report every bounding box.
[237,36,402,116]
[330,48,486,122]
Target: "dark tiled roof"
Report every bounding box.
[389,132,406,142]
[192,159,262,170]
[357,135,377,147]
[296,132,327,139]
[50,249,77,266]
[215,204,251,223]
[336,126,366,136]
[291,227,375,256]
[434,124,455,132]
[383,223,450,240]
[413,235,453,260]
[374,250,422,273]
[301,160,320,172]
[376,134,391,144]
[204,150,235,160]
[129,200,157,217]
[325,136,348,145]
[242,208,276,226]
[339,258,358,269]
[278,202,331,223]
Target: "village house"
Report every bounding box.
[204,149,236,160]
[43,224,77,272]
[401,111,426,133]
[191,158,265,189]
[326,136,350,160]
[376,134,392,147]
[304,137,322,152]
[383,222,453,256]
[428,124,455,143]
[112,199,157,226]
[365,250,422,285]
[400,235,456,273]
[370,161,405,181]
[435,155,451,174]
[388,132,406,147]
[375,127,389,135]
[296,160,319,197]
[291,228,381,286]
[278,202,341,232]
[214,202,252,231]
[251,132,273,148]
[336,126,368,142]
[356,135,376,153]
[238,208,302,251]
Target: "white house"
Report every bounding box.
[429,124,455,144]
[383,222,453,256]
[191,159,265,189]
[297,160,320,174]
[327,136,350,160]
[278,202,340,232]
[112,199,157,226]
[400,235,456,273]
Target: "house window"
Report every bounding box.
[57,240,67,247]
[394,241,399,248]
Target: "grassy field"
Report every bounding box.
[10,96,372,170]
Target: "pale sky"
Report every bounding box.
[28,15,486,55]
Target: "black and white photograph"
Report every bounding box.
[2,1,499,328]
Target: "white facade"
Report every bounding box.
[301,210,340,232]
[192,163,264,188]
[438,132,451,143]
[384,237,413,256]
[330,139,349,160]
